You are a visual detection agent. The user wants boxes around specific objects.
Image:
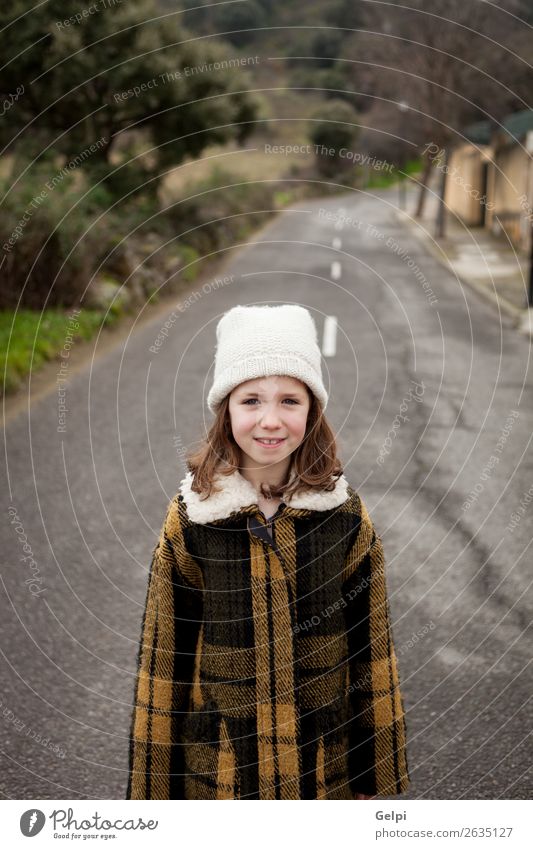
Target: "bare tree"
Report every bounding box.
[352,0,532,226]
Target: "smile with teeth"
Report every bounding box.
[254,437,286,445]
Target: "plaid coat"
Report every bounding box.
[126,469,410,800]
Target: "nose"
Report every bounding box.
[257,403,282,428]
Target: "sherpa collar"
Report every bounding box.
[179,468,351,524]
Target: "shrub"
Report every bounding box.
[165,166,279,254]
[308,100,359,177]
[0,163,98,309]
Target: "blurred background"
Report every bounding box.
[1,0,532,392]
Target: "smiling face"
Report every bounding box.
[228,375,311,481]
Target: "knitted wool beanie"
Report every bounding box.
[207,304,329,414]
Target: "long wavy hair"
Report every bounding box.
[185,384,343,502]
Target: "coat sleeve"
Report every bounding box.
[126,497,203,799]
[341,495,410,797]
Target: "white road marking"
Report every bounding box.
[322,315,338,357]
[331,261,342,280]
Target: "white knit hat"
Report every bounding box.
[207,304,328,413]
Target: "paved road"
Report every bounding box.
[1,187,531,799]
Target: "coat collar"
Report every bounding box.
[179,468,351,524]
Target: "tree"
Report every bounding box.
[309,100,359,177]
[176,0,268,45]
[212,1,267,48]
[0,0,258,168]
[324,0,365,30]
[352,0,532,224]
[310,31,343,69]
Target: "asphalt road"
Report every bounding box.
[1,187,531,799]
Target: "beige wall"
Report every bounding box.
[443,129,533,252]
[444,144,491,226]
[489,144,532,251]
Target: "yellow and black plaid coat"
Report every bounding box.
[126,469,410,800]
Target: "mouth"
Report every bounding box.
[253,437,287,448]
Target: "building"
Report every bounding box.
[444,109,533,253]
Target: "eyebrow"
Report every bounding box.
[239,391,304,398]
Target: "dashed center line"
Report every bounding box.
[330,261,342,280]
[322,315,338,357]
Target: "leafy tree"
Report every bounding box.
[172,0,263,42]
[310,31,343,68]
[0,0,258,167]
[324,0,365,30]
[320,66,358,104]
[212,1,267,48]
[309,99,359,176]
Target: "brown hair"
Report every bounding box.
[185,386,343,502]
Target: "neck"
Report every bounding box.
[239,454,292,496]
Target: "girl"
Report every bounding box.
[126,303,410,800]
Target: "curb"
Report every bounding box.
[392,207,529,331]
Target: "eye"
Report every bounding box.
[242,398,299,405]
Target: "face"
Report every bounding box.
[228,375,311,474]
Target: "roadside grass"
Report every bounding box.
[0,308,119,395]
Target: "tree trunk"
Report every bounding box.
[435,149,449,239]
[415,156,433,218]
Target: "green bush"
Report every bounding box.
[166,167,279,254]
[320,67,357,104]
[178,245,201,282]
[85,160,159,208]
[309,100,360,177]
[0,163,99,309]
[310,31,343,68]
[212,1,266,47]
